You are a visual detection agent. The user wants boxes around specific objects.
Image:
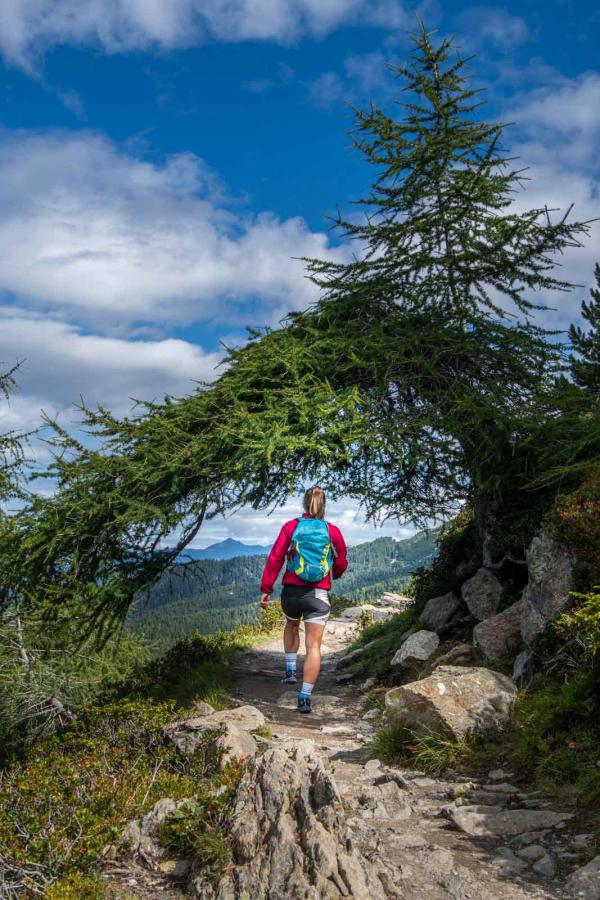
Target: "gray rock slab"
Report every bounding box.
[473,599,524,661]
[390,630,440,667]
[419,591,462,633]
[462,568,503,621]
[449,805,571,837]
[564,855,600,899]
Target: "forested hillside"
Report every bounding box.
[127,530,437,652]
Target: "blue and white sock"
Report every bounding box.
[299,682,314,697]
[285,653,297,673]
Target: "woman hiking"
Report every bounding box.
[259,487,348,714]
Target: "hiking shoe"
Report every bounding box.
[282,668,297,684]
[298,694,312,714]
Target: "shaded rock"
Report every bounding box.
[340,605,376,620]
[462,568,503,621]
[448,805,571,837]
[385,665,516,740]
[521,530,573,645]
[419,592,462,633]
[515,844,546,862]
[361,676,377,691]
[391,630,440,668]
[188,741,385,899]
[122,797,192,864]
[429,643,474,671]
[564,855,600,899]
[512,648,535,686]
[532,854,556,877]
[456,558,480,579]
[164,705,262,767]
[336,644,368,670]
[473,599,524,661]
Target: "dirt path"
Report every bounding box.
[229,616,564,900]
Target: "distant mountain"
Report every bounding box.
[129,529,439,653]
[178,538,269,560]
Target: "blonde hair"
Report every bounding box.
[303,486,326,520]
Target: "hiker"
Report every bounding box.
[259,486,348,714]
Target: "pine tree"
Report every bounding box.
[570,263,600,395]
[307,24,589,321]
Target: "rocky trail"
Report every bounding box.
[102,611,597,899]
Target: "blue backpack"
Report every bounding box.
[287,518,335,583]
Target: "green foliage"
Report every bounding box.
[555,589,600,687]
[0,699,241,895]
[157,765,243,874]
[346,606,419,679]
[547,471,600,587]
[371,722,473,776]
[407,507,478,608]
[44,872,105,899]
[570,263,600,395]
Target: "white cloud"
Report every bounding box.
[510,73,600,170]
[0,131,350,332]
[187,493,419,548]
[457,6,528,52]
[0,308,222,432]
[0,0,408,70]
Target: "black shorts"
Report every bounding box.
[281,584,331,626]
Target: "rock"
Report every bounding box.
[532,853,556,878]
[565,855,600,899]
[362,708,380,721]
[336,672,355,684]
[515,844,546,861]
[158,858,193,879]
[122,797,191,862]
[512,648,535,686]
[385,665,516,740]
[448,805,571,837]
[488,768,513,781]
[371,607,397,621]
[380,592,410,607]
[429,643,474,670]
[390,630,440,667]
[456,558,480,579]
[461,568,503,621]
[340,605,376,620]
[419,592,462,633]
[337,645,368,669]
[362,676,377,691]
[521,530,573,644]
[164,705,262,767]
[208,705,266,731]
[189,700,215,716]
[473,600,524,661]
[188,741,385,899]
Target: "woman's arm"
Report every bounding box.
[330,525,348,579]
[260,520,296,595]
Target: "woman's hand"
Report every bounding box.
[260,592,271,609]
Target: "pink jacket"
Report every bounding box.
[260,516,348,595]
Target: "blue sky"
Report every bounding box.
[0,0,598,546]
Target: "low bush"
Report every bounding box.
[547,470,600,587]
[0,699,243,896]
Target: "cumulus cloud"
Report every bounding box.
[0,131,349,331]
[456,6,529,52]
[186,493,419,547]
[0,308,222,432]
[0,0,408,70]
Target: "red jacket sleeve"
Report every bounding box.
[329,524,348,580]
[260,520,296,594]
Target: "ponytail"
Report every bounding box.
[303,486,326,520]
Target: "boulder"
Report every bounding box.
[473,599,524,661]
[188,740,386,899]
[164,704,263,767]
[391,630,440,668]
[448,805,571,837]
[461,568,503,621]
[520,531,573,645]
[340,604,376,620]
[564,855,600,899]
[385,665,516,740]
[428,643,474,670]
[371,607,397,621]
[512,648,535,686]
[419,591,462,633]
[122,797,191,862]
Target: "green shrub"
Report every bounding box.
[44,872,105,899]
[371,722,473,775]
[547,470,600,587]
[555,588,600,687]
[346,606,419,679]
[0,699,243,895]
[407,507,479,610]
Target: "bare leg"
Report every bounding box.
[303,622,325,686]
[283,619,300,654]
